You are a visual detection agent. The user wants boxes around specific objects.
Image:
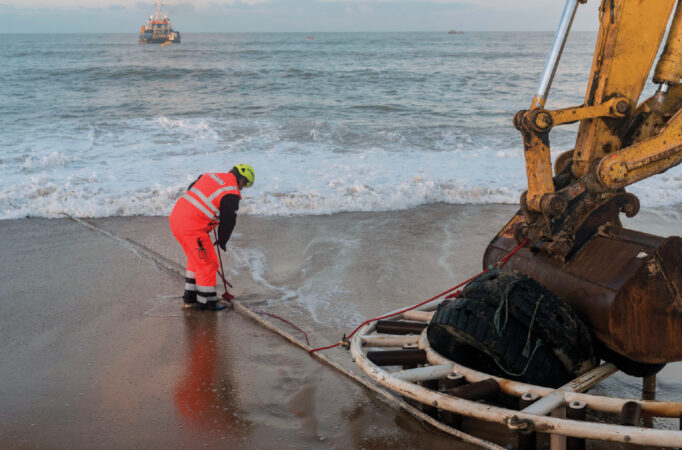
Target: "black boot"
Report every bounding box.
[182,290,198,309]
[198,300,228,311]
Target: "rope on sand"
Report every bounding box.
[64,213,502,450]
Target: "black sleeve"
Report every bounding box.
[187,174,202,190]
[217,194,240,249]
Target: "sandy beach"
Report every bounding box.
[1,203,680,448]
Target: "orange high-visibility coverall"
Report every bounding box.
[169,172,241,303]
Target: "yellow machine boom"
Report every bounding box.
[484,0,682,369]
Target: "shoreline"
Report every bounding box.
[2,199,680,222]
[1,203,680,448]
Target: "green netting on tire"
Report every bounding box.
[428,297,572,388]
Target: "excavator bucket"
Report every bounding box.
[478,0,682,370]
[484,214,682,365]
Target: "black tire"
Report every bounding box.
[427,297,573,388]
[462,270,596,376]
[594,341,666,378]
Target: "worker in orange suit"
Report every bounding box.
[169,164,255,310]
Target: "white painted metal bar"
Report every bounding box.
[418,302,441,312]
[393,364,454,382]
[421,333,682,417]
[351,322,682,446]
[521,391,565,416]
[361,334,420,347]
[401,310,434,322]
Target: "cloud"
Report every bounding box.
[207,0,272,7]
[344,4,372,14]
[0,0,601,32]
[207,0,271,5]
[319,0,465,3]
[1,0,270,7]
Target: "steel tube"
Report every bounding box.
[449,379,500,401]
[521,391,565,416]
[367,348,427,366]
[401,310,434,322]
[422,379,440,418]
[566,401,587,450]
[643,375,657,400]
[361,334,420,347]
[520,393,540,408]
[424,332,682,417]
[517,427,537,450]
[518,393,539,450]
[442,373,466,390]
[440,374,466,429]
[440,409,462,430]
[352,325,682,446]
[401,343,419,370]
[532,0,580,109]
[551,407,567,450]
[393,363,454,382]
[620,401,642,426]
[375,320,427,335]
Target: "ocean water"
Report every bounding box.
[2,32,681,219]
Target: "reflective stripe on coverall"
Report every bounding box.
[169,172,241,303]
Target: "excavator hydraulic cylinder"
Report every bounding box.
[531,0,580,110]
[654,0,682,85]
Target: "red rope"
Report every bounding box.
[308,342,342,353]
[256,311,311,346]
[308,238,527,353]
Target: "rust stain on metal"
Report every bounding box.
[533,422,557,433]
[646,258,661,276]
[484,227,682,364]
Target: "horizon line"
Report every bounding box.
[0,30,598,34]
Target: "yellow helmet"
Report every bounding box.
[234,163,255,188]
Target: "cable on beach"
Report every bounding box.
[63,212,504,449]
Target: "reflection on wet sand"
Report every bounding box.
[174,312,251,437]
[4,208,679,448]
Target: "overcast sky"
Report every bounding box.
[0,0,602,33]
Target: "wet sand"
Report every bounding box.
[1,204,680,448]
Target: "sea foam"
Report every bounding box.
[2,33,681,219]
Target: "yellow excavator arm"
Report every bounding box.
[508,0,682,256]
[484,0,682,366]
[520,0,682,218]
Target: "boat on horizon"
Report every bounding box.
[447,29,463,34]
[139,0,181,45]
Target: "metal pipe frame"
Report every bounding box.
[423,333,682,418]
[350,313,682,447]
